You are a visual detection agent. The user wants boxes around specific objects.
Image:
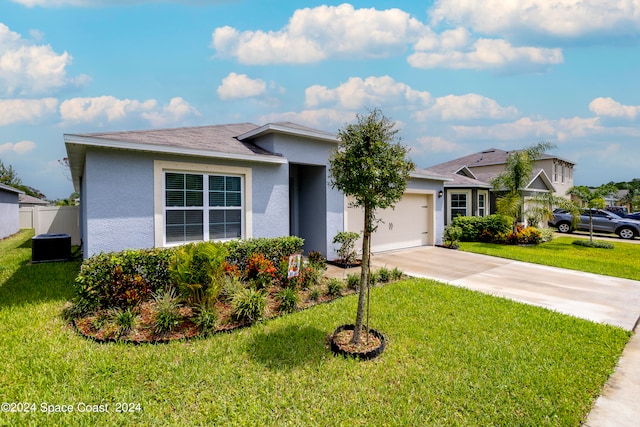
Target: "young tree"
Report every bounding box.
[329,109,415,344]
[491,141,556,233]
[567,184,618,243]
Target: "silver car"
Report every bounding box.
[549,208,640,239]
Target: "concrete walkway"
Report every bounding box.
[328,246,640,426]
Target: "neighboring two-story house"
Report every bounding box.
[421,148,575,224]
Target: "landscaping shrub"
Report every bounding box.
[225,236,304,270]
[307,251,326,270]
[572,239,615,249]
[377,266,391,283]
[193,304,218,335]
[111,307,137,338]
[332,231,360,264]
[152,288,182,334]
[451,214,511,242]
[231,287,267,323]
[346,273,360,290]
[443,225,462,248]
[390,267,403,281]
[74,248,173,312]
[245,253,278,288]
[327,278,343,296]
[277,287,299,313]
[169,242,227,307]
[308,285,321,301]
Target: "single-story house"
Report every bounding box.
[0,183,23,239]
[422,148,575,224]
[19,194,49,208]
[65,122,448,259]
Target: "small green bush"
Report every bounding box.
[346,273,360,290]
[327,278,343,296]
[377,266,391,283]
[451,214,511,242]
[74,248,173,311]
[390,267,403,281]
[572,239,615,249]
[369,270,379,285]
[231,287,267,323]
[307,251,326,270]
[152,288,182,334]
[540,227,555,242]
[332,231,360,264]
[308,285,321,301]
[193,304,218,335]
[443,225,463,248]
[111,307,137,337]
[169,242,227,307]
[225,236,304,270]
[277,287,299,313]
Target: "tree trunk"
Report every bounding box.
[352,203,371,344]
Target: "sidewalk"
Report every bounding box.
[327,246,640,426]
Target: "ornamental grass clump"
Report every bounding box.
[152,288,182,334]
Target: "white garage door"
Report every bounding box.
[346,192,433,253]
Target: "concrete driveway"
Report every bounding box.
[361,246,640,427]
[368,246,640,330]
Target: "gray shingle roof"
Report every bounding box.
[69,123,277,157]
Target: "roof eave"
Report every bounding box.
[237,123,340,143]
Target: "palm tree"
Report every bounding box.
[491,141,556,233]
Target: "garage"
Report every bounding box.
[346,191,435,253]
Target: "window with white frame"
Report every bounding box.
[450,193,468,221]
[164,171,243,244]
[477,193,486,217]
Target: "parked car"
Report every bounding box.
[624,212,640,221]
[548,208,640,239]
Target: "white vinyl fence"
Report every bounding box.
[19,206,81,246]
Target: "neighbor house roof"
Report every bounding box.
[0,183,23,194]
[19,194,49,206]
[423,147,568,190]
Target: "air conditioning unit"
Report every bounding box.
[32,234,71,263]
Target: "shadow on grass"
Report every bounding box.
[0,261,80,309]
[247,324,329,370]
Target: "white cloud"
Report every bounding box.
[259,109,355,131]
[60,96,157,123]
[408,38,563,71]
[452,116,602,142]
[305,76,431,110]
[589,97,640,120]
[212,4,425,64]
[0,140,36,154]
[430,0,640,41]
[413,94,520,121]
[0,98,58,125]
[217,72,267,100]
[142,97,201,127]
[0,23,87,96]
[415,135,465,153]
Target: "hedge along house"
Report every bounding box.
[65,122,448,259]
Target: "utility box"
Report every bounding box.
[32,233,71,263]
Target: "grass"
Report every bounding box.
[0,230,630,426]
[459,236,640,281]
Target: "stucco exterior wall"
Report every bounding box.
[81,148,290,257]
[253,133,343,259]
[0,189,20,239]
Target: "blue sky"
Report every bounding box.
[1,0,639,199]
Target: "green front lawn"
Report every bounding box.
[459,236,640,281]
[0,230,630,425]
